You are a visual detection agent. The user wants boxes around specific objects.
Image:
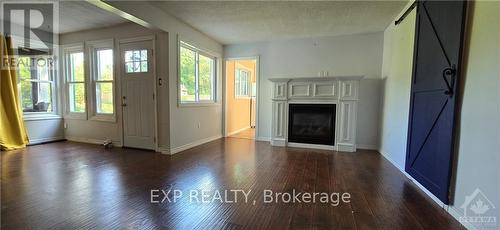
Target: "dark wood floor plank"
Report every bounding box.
[1,139,464,229]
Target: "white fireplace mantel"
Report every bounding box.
[269,75,363,152]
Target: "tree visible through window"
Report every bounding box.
[17,56,54,113]
[95,49,114,114]
[67,51,85,113]
[179,42,215,103]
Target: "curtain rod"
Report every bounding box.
[395,1,417,25]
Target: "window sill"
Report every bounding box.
[64,113,87,120]
[89,114,116,123]
[23,113,62,121]
[178,102,221,108]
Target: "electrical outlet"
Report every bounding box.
[197,122,201,128]
[64,123,68,129]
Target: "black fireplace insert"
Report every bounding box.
[288,104,335,145]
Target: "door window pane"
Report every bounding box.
[124,49,148,73]
[180,46,196,102]
[96,82,113,114]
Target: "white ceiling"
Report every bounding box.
[58,1,128,34]
[151,1,407,45]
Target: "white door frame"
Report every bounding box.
[118,35,159,151]
[223,56,260,139]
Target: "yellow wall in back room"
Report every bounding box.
[226,60,256,135]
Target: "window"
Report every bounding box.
[125,50,148,73]
[179,42,216,103]
[235,68,250,97]
[95,49,114,114]
[17,55,54,113]
[63,45,86,117]
[88,39,115,121]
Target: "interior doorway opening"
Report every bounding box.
[225,58,258,140]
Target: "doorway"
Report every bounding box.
[225,58,258,140]
[119,39,156,150]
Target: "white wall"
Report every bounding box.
[224,33,384,148]
[379,2,500,229]
[59,23,169,148]
[106,2,224,152]
[453,1,499,228]
[25,119,64,144]
[379,5,415,168]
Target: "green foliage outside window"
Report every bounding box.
[18,57,33,110]
[69,52,85,113]
[180,44,215,102]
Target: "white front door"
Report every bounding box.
[120,40,155,150]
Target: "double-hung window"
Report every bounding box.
[179,41,216,104]
[17,53,55,115]
[63,44,86,118]
[88,39,115,121]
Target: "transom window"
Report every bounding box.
[179,41,216,103]
[124,49,148,73]
[235,68,250,97]
[17,55,54,113]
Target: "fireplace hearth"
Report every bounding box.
[288,104,335,145]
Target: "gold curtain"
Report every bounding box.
[0,35,29,150]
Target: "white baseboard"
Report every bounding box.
[28,136,65,145]
[337,143,356,152]
[66,136,122,147]
[158,147,170,155]
[378,149,475,230]
[357,144,378,150]
[168,135,222,155]
[255,136,270,142]
[227,126,251,136]
[270,138,286,146]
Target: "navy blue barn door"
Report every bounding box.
[406,0,467,204]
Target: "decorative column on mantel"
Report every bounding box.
[269,76,363,152]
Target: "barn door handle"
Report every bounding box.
[442,65,456,96]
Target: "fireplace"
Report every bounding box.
[269,76,362,151]
[288,104,336,145]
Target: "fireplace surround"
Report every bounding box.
[269,76,362,152]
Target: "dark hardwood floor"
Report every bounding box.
[1,138,463,229]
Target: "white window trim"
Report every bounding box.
[178,40,219,106]
[235,63,252,99]
[62,43,87,120]
[87,39,116,122]
[11,35,60,120]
